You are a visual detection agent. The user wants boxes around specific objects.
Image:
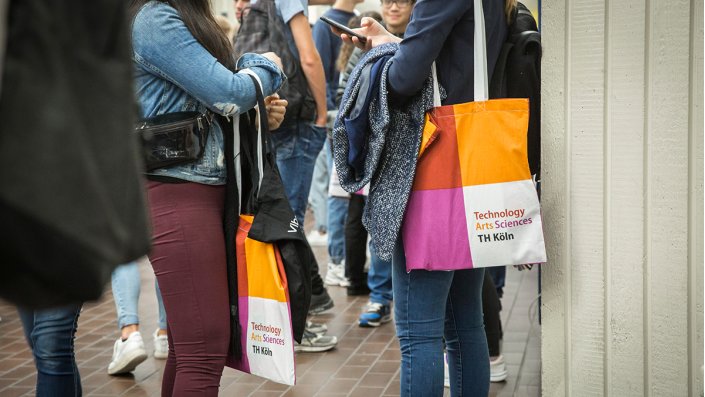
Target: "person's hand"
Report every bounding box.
[314,115,327,128]
[261,52,283,71]
[336,17,401,51]
[264,94,287,131]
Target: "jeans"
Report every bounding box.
[310,147,328,233]
[18,304,83,397]
[392,239,489,397]
[368,243,392,306]
[327,196,348,264]
[112,261,167,330]
[269,121,327,225]
[325,141,348,264]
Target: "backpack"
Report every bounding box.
[490,2,542,178]
[234,0,316,128]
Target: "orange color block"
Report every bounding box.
[413,106,463,190]
[453,98,531,186]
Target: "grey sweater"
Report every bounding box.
[332,43,441,261]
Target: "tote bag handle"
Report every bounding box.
[233,70,268,210]
[432,0,488,107]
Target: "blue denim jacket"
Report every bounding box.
[132,1,285,184]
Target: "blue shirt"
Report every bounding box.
[132,1,285,184]
[312,9,355,110]
[387,0,507,105]
[273,0,308,61]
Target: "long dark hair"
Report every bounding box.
[128,0,236,71]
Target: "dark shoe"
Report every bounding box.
[294,330,337,352]
[309,289,334,315]
[346,284,371,296]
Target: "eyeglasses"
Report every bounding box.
[381,0,413,8]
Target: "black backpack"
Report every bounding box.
[490,2,542,178]
[234,0,316,128]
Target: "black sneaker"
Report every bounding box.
[346,283,371,296]
[308,289,334,315]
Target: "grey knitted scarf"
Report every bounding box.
[332,43,442,261]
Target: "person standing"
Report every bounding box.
[107,259,169,376]
[128,0,285,394]
[18,304,83,396]
[337,0,414,327]
[337,0,510,395]
[311,0,364,288]
[265,0,338,351]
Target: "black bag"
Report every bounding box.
[234,0,316,128]
[0,0,151,308]
[231,75,312,344]
[490,2,542,178]
[136,111,212,171]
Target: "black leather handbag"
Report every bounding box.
[136,111,213,171]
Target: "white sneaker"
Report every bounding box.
[306,229,328,246]
[108,332,148,375]
[444,352,450,388]
[153,329,168,359]
[324,262,350,287]
[490,355,508,382]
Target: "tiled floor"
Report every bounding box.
[0,251,541,397]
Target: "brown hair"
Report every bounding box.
[335,11,383,72]
[505,0,518,25]
[128,0,236,71]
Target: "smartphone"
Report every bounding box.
[319,16,367,44]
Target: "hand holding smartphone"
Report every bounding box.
[319,16,367,44]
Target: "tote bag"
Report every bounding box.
[401,0,546,270]
[226,72,296,385]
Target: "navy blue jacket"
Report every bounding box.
[387,0,507,105]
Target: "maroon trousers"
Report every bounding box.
[147,181,230,397]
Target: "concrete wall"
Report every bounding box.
[541,0,704,396]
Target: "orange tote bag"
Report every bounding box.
[401,0,546,270]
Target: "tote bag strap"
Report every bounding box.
[237,70,268,200]
[431,0,489,105]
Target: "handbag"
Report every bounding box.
[136,110,212,171]
[225,72,300,385]
[401,0,547,270]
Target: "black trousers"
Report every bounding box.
[344,194,368,289]
[482,270,503,357]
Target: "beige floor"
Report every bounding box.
[0,248,541,397]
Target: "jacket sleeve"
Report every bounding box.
[132,3,284,116]
[386,0,470,101]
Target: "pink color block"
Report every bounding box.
[402,188,473,270]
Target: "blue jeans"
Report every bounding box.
[310,146,328,232]
[392,240,489,397]
[269,121,327,224]
[112,261,167,330]
[326,141,348,264]
[368,243,392,306]
[19,304,83,397]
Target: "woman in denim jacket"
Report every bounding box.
[127,1,285,395]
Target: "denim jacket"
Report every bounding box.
[132,1,285,184]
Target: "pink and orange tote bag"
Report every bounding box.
[401,0,546,270]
